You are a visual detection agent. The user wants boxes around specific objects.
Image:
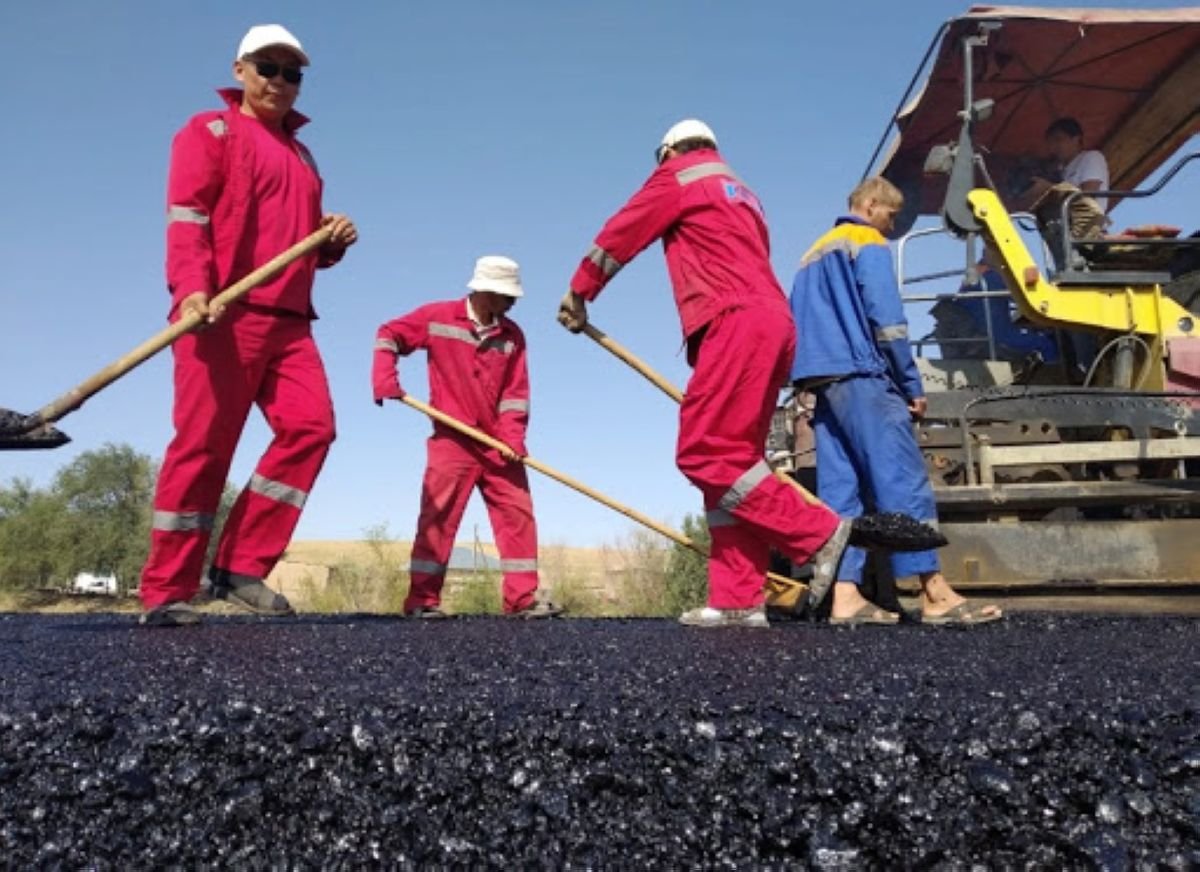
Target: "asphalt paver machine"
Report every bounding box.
[775,5,1200,592]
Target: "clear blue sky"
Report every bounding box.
[1,1,1194,548]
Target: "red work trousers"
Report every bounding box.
[676,303,840,609]
[140,306,335,609]
[407,433,539,614]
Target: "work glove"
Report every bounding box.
[372,352,405,406]
[557,290,588,334]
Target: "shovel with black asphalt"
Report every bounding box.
[0,227,333,451]
[575,321,949,610]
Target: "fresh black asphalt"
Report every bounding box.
[0,613,1196,868]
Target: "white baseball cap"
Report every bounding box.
[237,24,310,66]
[467,256,524,298]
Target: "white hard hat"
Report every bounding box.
[467,255,523,298]
[661,119,717,150]
[237,24,310,66]
[657,119,717,164]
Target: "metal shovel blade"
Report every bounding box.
[0,409,70,451]
[848,513,948,552]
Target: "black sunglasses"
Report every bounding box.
[250,59,303,84]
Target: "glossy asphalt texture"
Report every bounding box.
[0,612,1196,868]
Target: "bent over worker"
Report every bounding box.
[139,25,358,626]
[559,119,849,628]
[790,177,1001,626]
[373,256,561,619]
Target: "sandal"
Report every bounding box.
[922,600,1003,626]
[829,602,901,626]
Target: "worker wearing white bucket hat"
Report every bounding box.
[467,255,524,298]
[373,256,561,619]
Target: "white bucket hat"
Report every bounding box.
[467,255,523,298]
[237,24,310,66]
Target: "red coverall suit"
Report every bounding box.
[140,89,344,609]
[373,299,539,614]
[569,148,840,609]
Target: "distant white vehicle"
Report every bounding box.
[72,572,118,595]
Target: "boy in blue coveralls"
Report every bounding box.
[790,177,1002,626]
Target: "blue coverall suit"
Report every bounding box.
[789,215,939,585]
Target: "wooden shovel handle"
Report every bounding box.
[26,226,333,428]
[582,320,829,510]
[581,323,684,403]
[398,395,799,588]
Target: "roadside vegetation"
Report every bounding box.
[309,518,711,618]
[2,446,709,617]
[0,443,235,596]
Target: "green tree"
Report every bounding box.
[52,443,156,594]
[664,513,710,613]
[0,444,237,595]
[0,479,69,589]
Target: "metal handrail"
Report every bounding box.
[897,212,1045,291]
[905,289,1011,304]
[906,268,975,286]
[1058,151,1200,269]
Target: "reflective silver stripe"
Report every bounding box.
[167,206,209,226]
[800,236,865,268]
[706,508,737,529]
[718,460,772,513]
[480,338,515,355]
[152,510,214,532]
[498,398,529,414]
[206,118,227,137]
[375,338,399,352]
[587,245,623,278]
[875,324,909,342]
[499,558,538,573]
[249,474,308,509]
[410,559,446,575]
[675,161,740,186]
[428,322,478,346]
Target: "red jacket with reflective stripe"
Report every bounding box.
[569,148,788,339]
[374,299,531,454]
[165,89,341,315]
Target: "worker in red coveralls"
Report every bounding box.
[559,120,852,628]
[373,256,562,619]
[139,25,358,626]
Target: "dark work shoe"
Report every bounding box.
[405,606,450,619]
[805,519,852,612]
[205,568,294,617]
[508,600,564,619]
[139,601,202,627]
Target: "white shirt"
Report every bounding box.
[1063,150,1109,211]
[466,297,501,340]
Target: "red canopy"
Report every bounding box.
[873,6,1200,224]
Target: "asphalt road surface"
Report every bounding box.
[0,613,1196,868]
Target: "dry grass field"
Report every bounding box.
[269,534,676,616]
[0,532,688,617]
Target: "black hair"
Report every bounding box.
[1045,117,1083,140]
[669,136,717,156]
